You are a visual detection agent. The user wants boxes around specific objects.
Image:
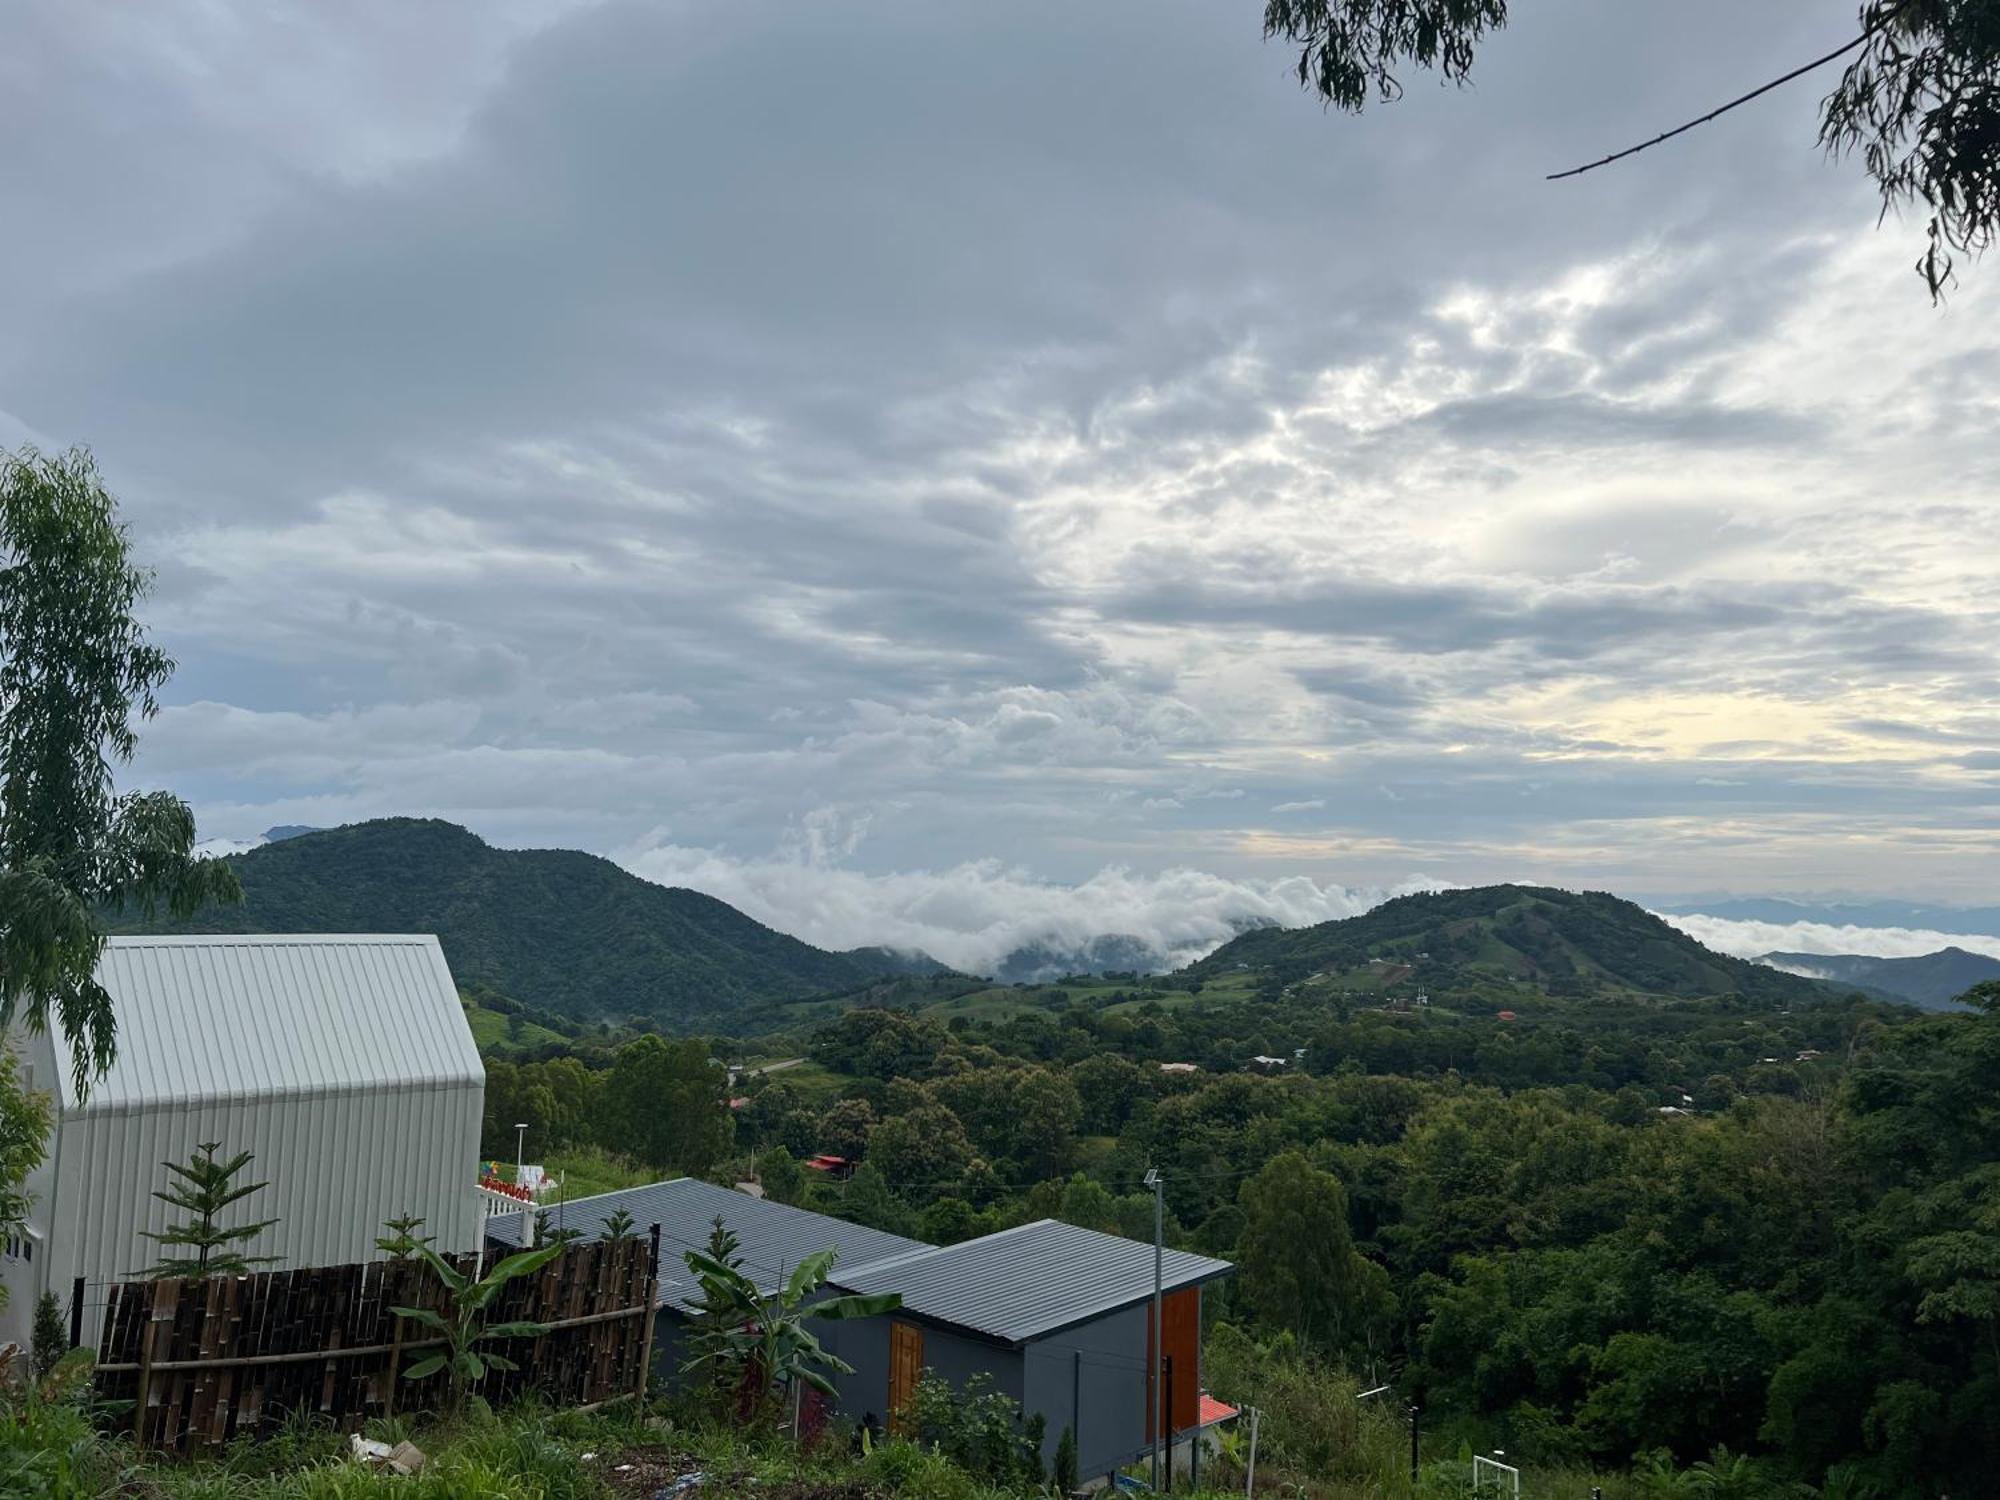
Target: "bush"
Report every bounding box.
[29,1292,65,1381]
[904,1372,1045,1487]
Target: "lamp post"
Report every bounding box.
[514,1122,529,1186]
[1144,1167,1164,1492]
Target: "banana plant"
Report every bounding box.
[680,1233,900,1423]
[391,1242,564,1412]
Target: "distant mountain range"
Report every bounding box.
[1758,947,1999,1011]
[1192,884,1848,1005]
[131,818,940,1028]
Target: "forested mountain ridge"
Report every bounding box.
[1191,883,1841,1004]
[1759,946,1999,1011]
[113,817,936,1027]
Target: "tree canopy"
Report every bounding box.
[0,447,239,1093]
[1261,0,2000,297]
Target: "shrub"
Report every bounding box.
[903,1371,1045,1487]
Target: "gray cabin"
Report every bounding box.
[493,1179,1233,1481]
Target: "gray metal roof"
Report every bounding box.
[56,935,483,1111]
[834,1218,1233,1345]
[496,1177,933,1312]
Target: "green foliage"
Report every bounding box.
[600,1033,734,1174]
[1236,1152,1393,1355]
[29,1291,66,1381]
[1263,2,2000,302]
[1052,1422,1078,1494]
[903,1372,1046,1487]
[390,1242,563,1413]
[114,815,909,1028]
[375,1214,434,1261]
[758,1146,806,1206]
[0,445,240,1095]
[141,1141,280,1280]
[677,1217,901,1420]
[0,1049,48,1307]
[598,1206,636,1241]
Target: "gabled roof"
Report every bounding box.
[55,935,481,1112]
[835,1218,1233,1345]
[494,1177,932,1312]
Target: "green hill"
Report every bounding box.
[1191,883,1843,1004]
[1758,946,1998,1011]
[118,817,931,1028]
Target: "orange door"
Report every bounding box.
[888,1321,924,1430]
[1143,1288,1201,1439]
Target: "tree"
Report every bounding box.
[376,1214,434,1261]
[1235,1151,1383,1349]
[759,1147,806,1207]
[139,1141,279,1280]
[819,1097,878,1160]
[868,1102,973,1197]
[597,1033,734,1174]
[0,1046,49,1311]
[392,1241,563,1414]
[0,447,240,1094]
[1260,1,2000,298]
[29,1290,66,1380]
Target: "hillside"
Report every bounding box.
[119,818,933,1028]
[1190,883,1843,1004]
[1759,946,1998,1011]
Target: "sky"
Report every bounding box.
[3,1,1995,967]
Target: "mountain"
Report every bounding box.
[1758,947,1999,1011]
[123,818,935,1028]
[1190,884,1847,1004]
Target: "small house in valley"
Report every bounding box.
[502,1177,1234,1484]
[2,935,486,1349]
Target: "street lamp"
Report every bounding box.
[1144,1167,1164,1492]
[514,1122,529,1186]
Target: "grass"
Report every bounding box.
[495,1146,657,1203]
[463,1001,569,1053]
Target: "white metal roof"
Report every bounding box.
[54,935,483,1112]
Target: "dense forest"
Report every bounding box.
[478,889,2000,1497]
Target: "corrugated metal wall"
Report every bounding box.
[7,935,487,1348]
[47,1080,483,1303]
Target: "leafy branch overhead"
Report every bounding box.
[1261,0,2000,296]
[0,447,241,1095]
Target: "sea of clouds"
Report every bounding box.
[1656,912,2000,965]
[615,835,1451,977]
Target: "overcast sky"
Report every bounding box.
[5,2,1995,963]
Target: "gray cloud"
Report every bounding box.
[1,0,1994,940]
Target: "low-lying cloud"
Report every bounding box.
[615,833,1446,977]
[1659,911,2000,965]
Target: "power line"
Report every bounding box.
[1546,22,1885,182]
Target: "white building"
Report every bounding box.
[2,934,486,1348]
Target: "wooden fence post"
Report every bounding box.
[633,1224,661,1404]
[134,1279,179,1449]
[384,1310,405,1418]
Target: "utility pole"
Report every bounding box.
[1409,1404,1421,1486]
[514,1121,528,1185]
[1147,1167,1165,1488]
[1244,1406,1260,1499]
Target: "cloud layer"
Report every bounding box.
[3,0,1995,935]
